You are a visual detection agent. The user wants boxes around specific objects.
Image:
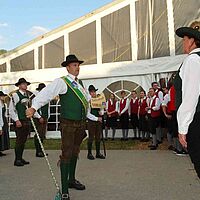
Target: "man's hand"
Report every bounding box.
[98,117,102,123]
[26,108,36,118]
[39,117,44,124]
[16,120,22,128]
[178,133,187,148]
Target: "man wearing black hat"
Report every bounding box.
[26,55,88,200]
[0,91,10,157]
[9,78,43,166]
[174,21,200,178]
[34,83,49,157]
[87,85,105,160]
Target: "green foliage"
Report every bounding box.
[0,49,7,55]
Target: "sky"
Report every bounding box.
[0,0,113,50]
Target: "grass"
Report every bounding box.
[9,138,169,150]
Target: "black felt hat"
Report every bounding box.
[15,78,31,87]
[176,21,200,41]
[88,85,98,92]
[36,83,46,91]
[61,54,84,67]
[0,91,7,96]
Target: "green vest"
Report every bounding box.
[39,104,49,119]
[91,108,100,117]
[15,91,28,120]
[174,51,200,112]
[59,79,86,120]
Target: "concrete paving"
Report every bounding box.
[0,150,200,200]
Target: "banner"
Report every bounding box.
[91,93,106,109]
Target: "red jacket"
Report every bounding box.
[130,98,139,114]
[150,97,160,118]
[167,86,176,113]
[138,98,147,115]
[120,98,128,114]
[107,99,118,117]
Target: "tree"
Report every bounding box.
[0,49,7,55]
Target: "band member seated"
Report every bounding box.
[118,90,129,141]
[0,91,10,157]
[146,88,161,150]
[87,85,105,160]
[129,90,139,139]
[138,90,148,141]
[34,83,50,157]
[9,78,43,167]
[105,93,118,140]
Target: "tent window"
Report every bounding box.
[152,0,169,58]
[44,36,64,68]
[136,0,151,60]
[69,22,97,65]
[38,46,42,69]
[101,5,132,63]
[173,0,200,55]
[10,50,34,72]
[0,63,6,73]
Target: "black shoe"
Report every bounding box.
[176,150,188,156]
[0,152,6,157]
[150,146,157,150]
[69,179,86,190]
[87,153,95,160]
[36,152,45,157]
[62,193,70,200]
[96,153,105,159]
[21,159,30,165]
[14,160,24,167]
[157,140,162,144]
[111,138,114,141]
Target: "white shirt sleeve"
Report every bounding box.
[32,78,67,111]
[177,54,200,135]
[116,101,119,113]
[158,91,164,104]
[9,93,20,122]
[162,94,169,106]
[121,98,130,114]
[87,104,98,121]
[152,98,160,111]
[0,102,3,130]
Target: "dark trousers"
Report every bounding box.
[187,112,200,178]
[148,116,160,135]
[36,118,48,139]
[15,120,31,145]
[130,113,139,129]
[60,118,87,163]
[87,120,102,143]
[120,113,129,129]
[167,111,178,138]
[139,114,147,132]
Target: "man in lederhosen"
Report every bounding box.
[174,21,200,178]
[118,90,129,141]
[146,88,161,150]
[9,78,43,167]
[26,55,88,200]
[105,93,118,140]
[129,90,139,140]
[138,90,148,141]
[87,85,105,160]
[34,83,49,157]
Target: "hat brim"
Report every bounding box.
[15,81,31,87]
[176,27,200,40]
[89,89,98,92]
[61,60,84,67]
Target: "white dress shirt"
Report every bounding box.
[155,89,164,104]
[177,48,200,135]
[119,98,130,114]
[31,73,97,121]
[146,95,160,114]
[162,93,170,106]
[9,90,41,122]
